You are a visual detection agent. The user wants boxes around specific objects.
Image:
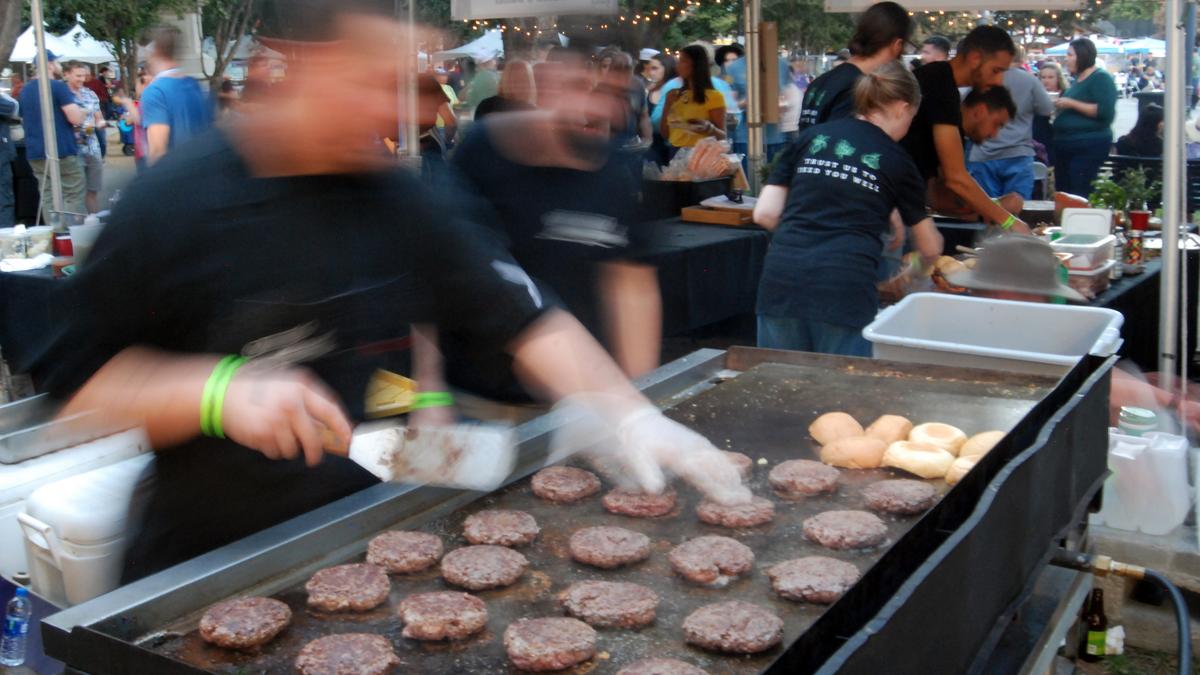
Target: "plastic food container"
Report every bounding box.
[1067,260,1115,297]
[1050,234,1116,270]
[862,293,1124,376]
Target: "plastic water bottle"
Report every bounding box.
[0,587,31,667]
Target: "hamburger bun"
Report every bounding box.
[960,431,1005,459]
[820,436,887,470]
[908,423,967,456]
[945,455,980,486]
[809,412,864,446]
[864,415,913,446]
[882,441,955,479]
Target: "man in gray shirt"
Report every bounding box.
[966,65,1054,199]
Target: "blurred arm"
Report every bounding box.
[147,124,169,164]
[61,102,85,126]
[753,185,787,230]
[910,217,944,263]
[934,124,1029,233]
[598,261,661,378]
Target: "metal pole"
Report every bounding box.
[30,0,64,222]
[1160,0,1188,391]
[743,0,763,193]
[406,0,421,159]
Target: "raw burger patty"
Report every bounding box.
[569,526,652,568]
[696,496,775,528]
[668,536,754,586]
[559,580,659,628]
[294,633,399,675]
[504,617,597,672]
[198,596,291,650]
[682,601,783,654]
[617,658,709,675]
[397,591,487,640]
[463,509,539,547]
[766,556,861,604]
[723,451,754,479]
[803,510,888,550]
[768,459,839,499]
[602,487,677,518]
[861,479,937,515]
[531,466,602,503]
[305,564,390,612]
[441,545,528,590]
[366,531,443,574]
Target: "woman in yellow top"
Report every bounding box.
[661,45,726,150]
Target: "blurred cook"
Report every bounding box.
[753,62,943,357]
[35,3,748,583]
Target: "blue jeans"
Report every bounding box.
[1051,137,1110,197]
[757,315,872,357]
[966,155,1035,199]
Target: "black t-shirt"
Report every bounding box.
[33,128,548,580]
[473,95,535,122]
[798,63,863,131]
[900,61,962,182]
[445,123,642,398]
[757,118,928,328]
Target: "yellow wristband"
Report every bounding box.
[1000,214,1016,230]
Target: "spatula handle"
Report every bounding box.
[318,426,350,456]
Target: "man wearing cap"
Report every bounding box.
[19,50,87,220]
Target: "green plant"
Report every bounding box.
[1118,166,1162,212]
[1089,177,1128,213]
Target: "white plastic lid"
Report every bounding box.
[23,454,152,544]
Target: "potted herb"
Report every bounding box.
[1118,166,1161,231]
[1088,177,1127,229]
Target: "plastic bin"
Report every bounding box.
[19,453,153,606]
[863,293,1124,376]
[1067,260,1115,297]
[1051,234,1116,270]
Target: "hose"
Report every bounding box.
[1049,549,1192,675]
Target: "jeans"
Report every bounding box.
[0,157,13,226]
[757,315,872,357]
[28,156,86,221]
[1051,137,1111,197]
[966,155,1035,199]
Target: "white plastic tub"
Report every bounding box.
[1068,260,1115,297]
[1051,234,1116,270]
[863,293,1124,376]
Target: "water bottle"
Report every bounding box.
[0,587,31,667]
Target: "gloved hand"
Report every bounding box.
[549,395,751,505]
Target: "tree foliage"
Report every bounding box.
[765,0,853,54]
[202,0,258,86]
[51,0,190,87]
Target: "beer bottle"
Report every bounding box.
[1080,588,1107,662]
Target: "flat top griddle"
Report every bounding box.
[140,359,1052,674]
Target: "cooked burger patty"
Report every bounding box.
[861,479,937,515]
[397,591,488,641]
[696,496,775,528]
[766,556,861,604]
[616,658,709,675]
[440,545,528,590]
[682,601,783,654]
[768,459,839,499]
[365,531,443,574]
[294,633,399,675]
[198,596,292,650]
[723,451,754,479]
[305,564,390,612]
[559,580,659,628]
[531,466,602,503]
[568,526,652,568]
[462,509,540,547]
[802,510,888,550]
[668,536,754,587]
[504,617,597,672]
[601,487,678,518]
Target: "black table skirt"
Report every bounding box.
[1092,257,1200,374]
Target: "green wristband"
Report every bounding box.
[409,391,455,410]
[210,357,247,439]
[1000,214,1016,230]
[201,355,239,437]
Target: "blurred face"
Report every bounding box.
[920,43,947,64]
[66,66,87,89]
[722,52,739,67]
[645,58,665,83]
[547,65,613,161]
[435,71,448,85]
[963,104,1010,143]
[1039,68,1060,92]
[1066,47,1078,75]
[677,53,693,80]
[967,50,1012,89]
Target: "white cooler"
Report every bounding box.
[19,452,154,607]
[863,293,1124,376]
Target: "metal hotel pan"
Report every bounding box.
[42,349,1074,674]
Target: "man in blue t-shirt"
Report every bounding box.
[19,51,87,220]
[141,26,213,165]
[724,55,790,165]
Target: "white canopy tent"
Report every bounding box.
[1121,37,1167,57]
[7,25,71,63]
[432,29,504,62]
[57,24,116,64]
[1045,37,1124,56]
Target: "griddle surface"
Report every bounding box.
[144,361,1051,673]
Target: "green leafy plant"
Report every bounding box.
[1089,177,1128,213]
[1118,166,1162,212]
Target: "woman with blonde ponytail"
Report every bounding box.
[753,61,944,357]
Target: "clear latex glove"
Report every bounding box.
[548,395,751,505]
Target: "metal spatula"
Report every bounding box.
[322,421,516,491]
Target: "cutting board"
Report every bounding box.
[681,206,755,226]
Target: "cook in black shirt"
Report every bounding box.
[798,1,913,132]
[754,62,943,357]
[34,9,748,582]
[899,25,1031,233]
